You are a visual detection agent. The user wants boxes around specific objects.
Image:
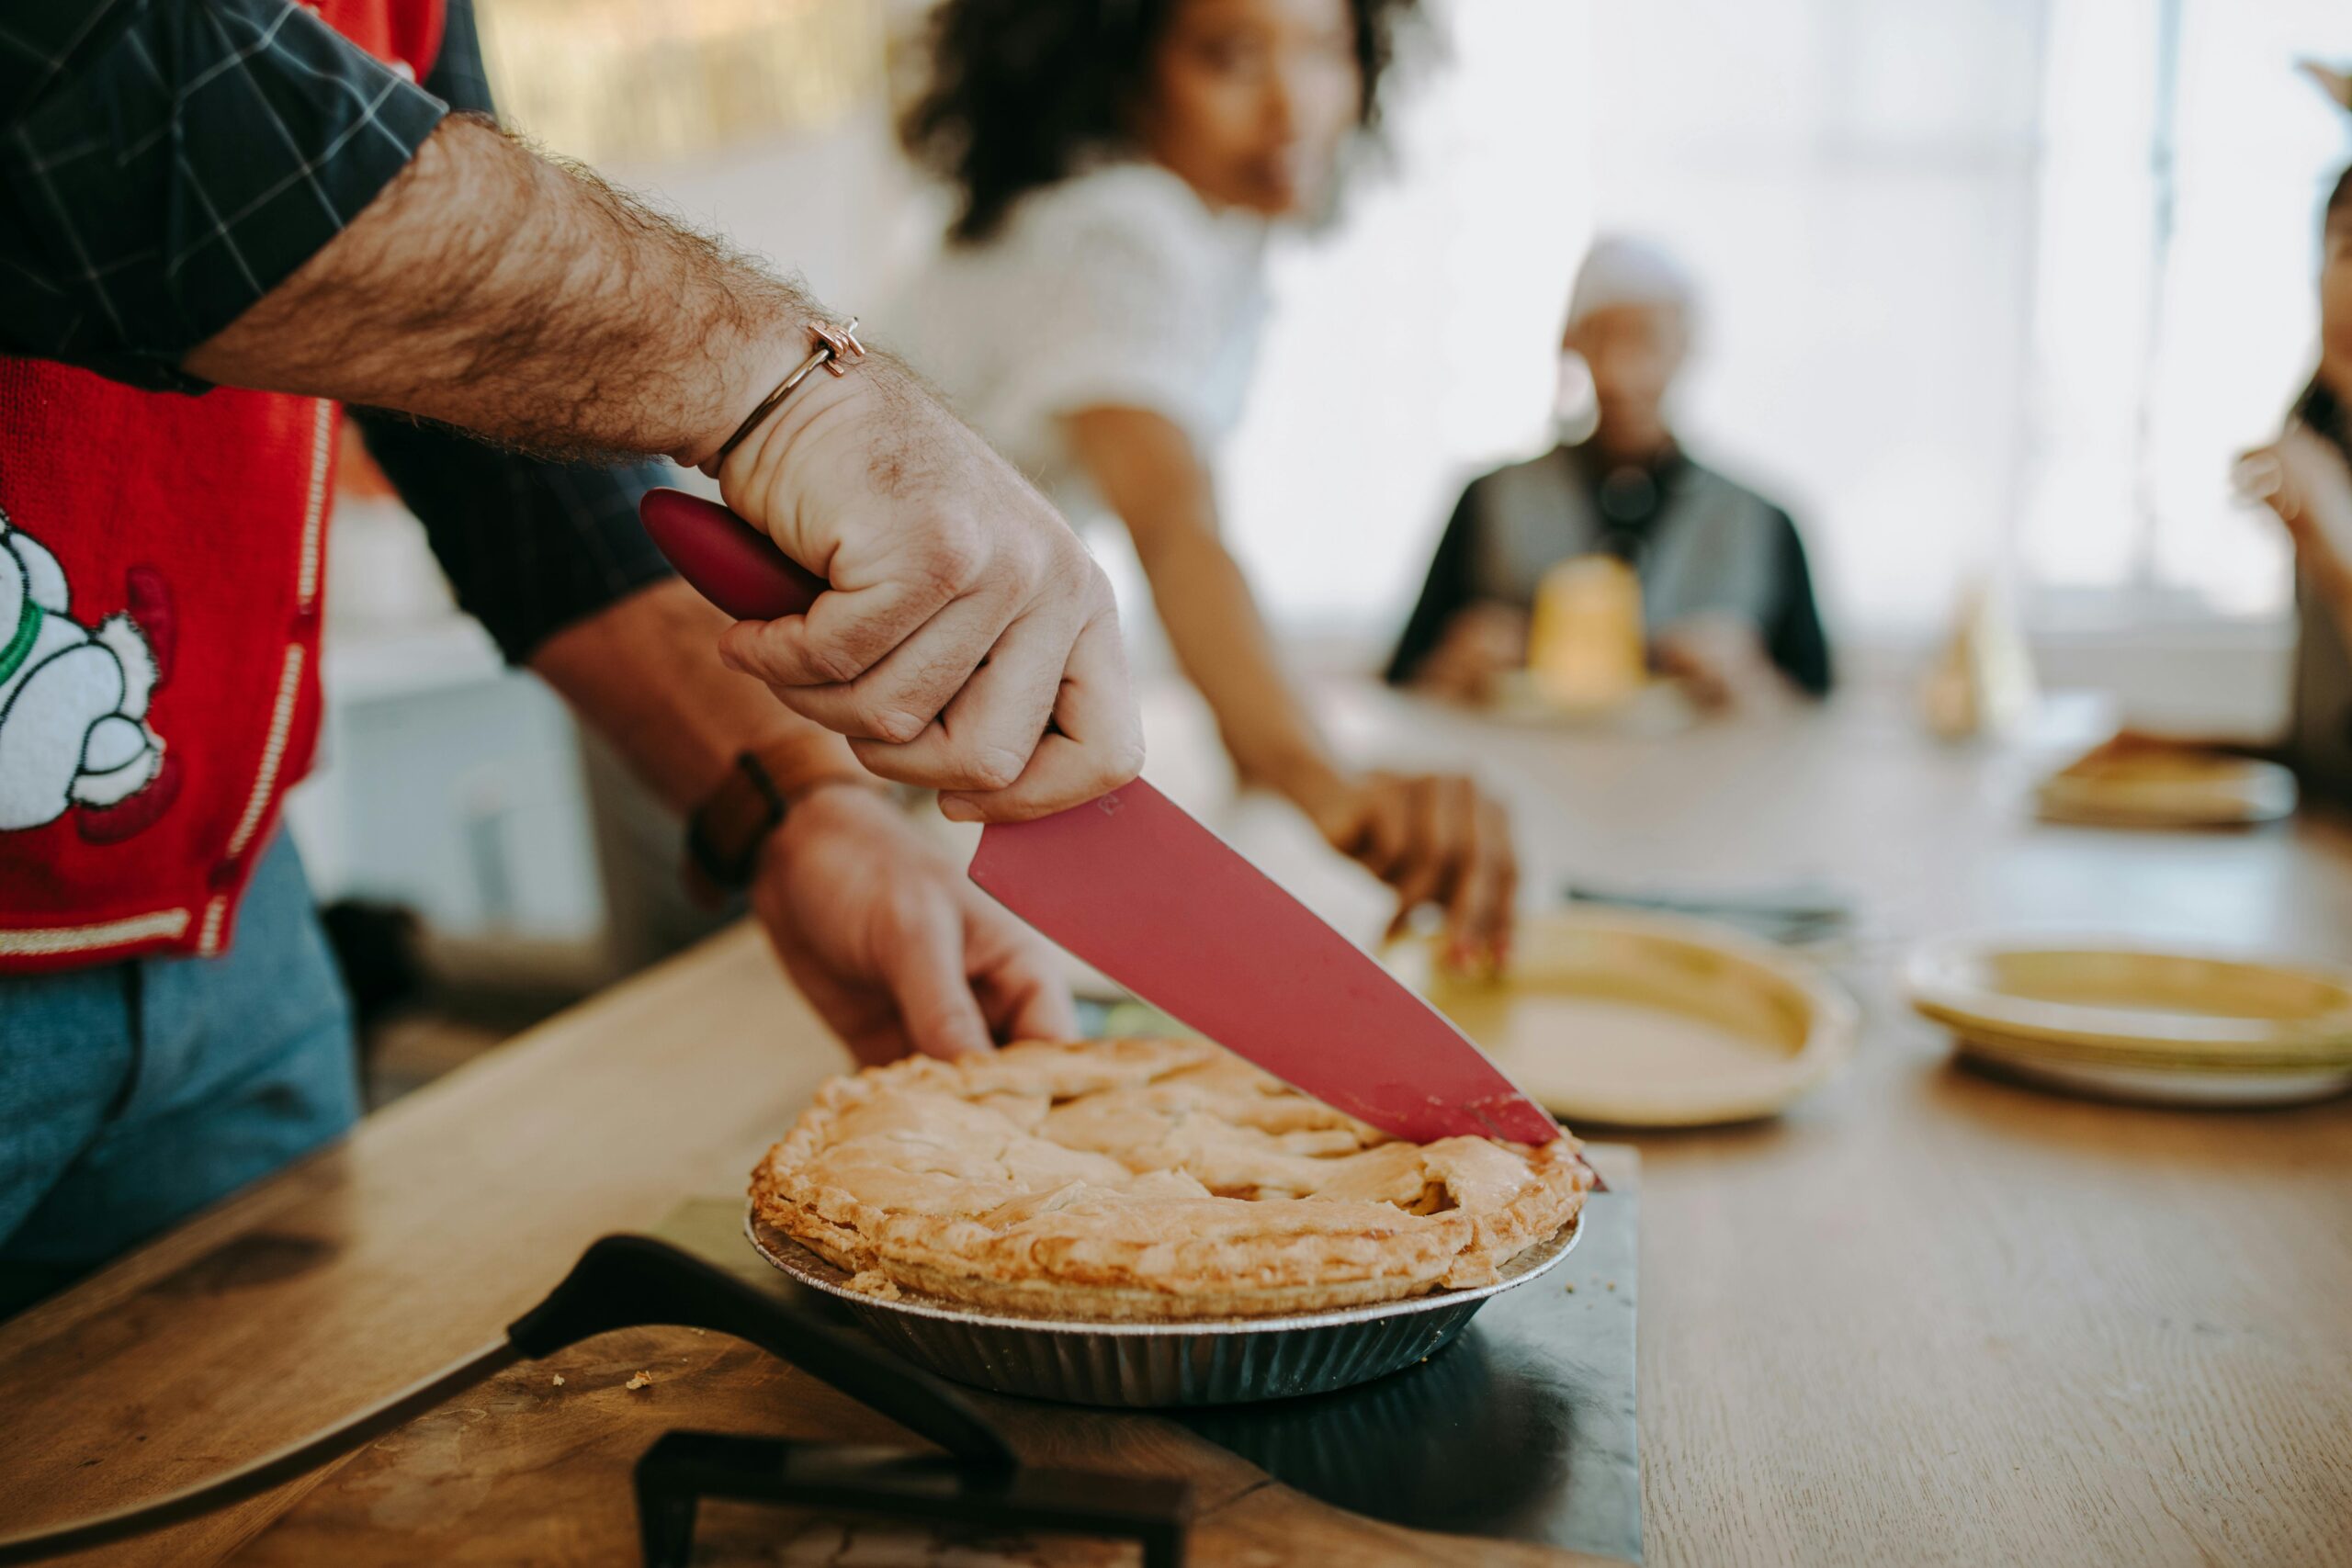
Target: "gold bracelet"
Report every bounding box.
[712,317,867,469]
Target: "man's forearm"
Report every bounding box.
[183,116,799,468]
[531,580,870,813]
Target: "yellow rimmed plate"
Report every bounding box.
[1904,936,2352,1107]
[1905,938,2352,1056]
[2033,739,2297,829]
[1391,908,1858,1127]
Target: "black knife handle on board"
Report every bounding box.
[509,1235,1015,1465]
[0,1235,1013,1562]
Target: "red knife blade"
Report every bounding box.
[969,784,1558,1145]
[638,487,1560,1145]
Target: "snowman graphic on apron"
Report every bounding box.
[0,505,168,831]
[0,0,435,972]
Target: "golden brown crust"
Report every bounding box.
[749,1038,1592,1322]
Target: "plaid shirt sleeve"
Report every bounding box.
[349,0,673,665]
[0,0,450,392]
[352,409,679,663]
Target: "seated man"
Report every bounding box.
[1386,237,1832,707]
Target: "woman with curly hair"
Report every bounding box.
[2241,161,2352,802]
[894,0,1518,964]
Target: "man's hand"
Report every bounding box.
[1302,771,1518,964]
[716,363,1141,821]
[1416,603,1531,704]
[2298,59,2352,113]
[751,782,1078,1066]
[185,117,1141,819]
[1654,612,1785,712]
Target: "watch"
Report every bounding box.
[684,746,871,900]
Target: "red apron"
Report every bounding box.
[0,0,445,975]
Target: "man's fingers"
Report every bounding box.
[847,609,1069,791]
[718,569,962,692]
[937,611,1143,821]
[965,897,1081,1044]
[771,591,1015,745]
[990,964,1080,1043]
[879,893,996,1062]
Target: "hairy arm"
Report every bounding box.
[184,115,797,468]
[188,111,1136,819]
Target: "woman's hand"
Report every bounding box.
[2240,427,2352,615]
[750,781,1078,1066]
[1301,770,1518,964]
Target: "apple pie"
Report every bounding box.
[750,1037,1592,1322]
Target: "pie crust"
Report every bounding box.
[750,1038,1592,1322]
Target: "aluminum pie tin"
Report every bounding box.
[746,1209,1582,1408]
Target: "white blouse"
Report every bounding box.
[889,160,1272,530]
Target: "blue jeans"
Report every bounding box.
[0,831,359,1313]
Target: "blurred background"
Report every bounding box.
[292,0,2352,1096]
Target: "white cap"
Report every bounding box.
[1566,235,1695,327]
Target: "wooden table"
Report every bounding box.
[3,679,2348,1566]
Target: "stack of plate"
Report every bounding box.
[1905,937,2352,1106]
[1396,908,1858,1127]
[2034,737,2296,829]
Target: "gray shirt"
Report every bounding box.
[1387,442,1832,694]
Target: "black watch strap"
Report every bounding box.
[685,751,788,896]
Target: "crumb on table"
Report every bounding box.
[625,1371,652,1391]
[550,1374,565,1386]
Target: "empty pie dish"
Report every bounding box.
[2033,737,2297,829]
[1905,936,2352,1107]
[1395,909,1859,1127]
[748,1209,1581,1407]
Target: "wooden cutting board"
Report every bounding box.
[225,1148,1639,1566]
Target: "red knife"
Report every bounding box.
[639,489,1560,1145]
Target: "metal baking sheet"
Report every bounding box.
[1176,1168,1640,1561]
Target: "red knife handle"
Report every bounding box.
[639,488,826,621]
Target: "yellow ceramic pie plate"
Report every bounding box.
[1904,937,2352,1106]
[2033,741,2297,829]
[1393,908,1858,1127]
[1905,939,2352,1057]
